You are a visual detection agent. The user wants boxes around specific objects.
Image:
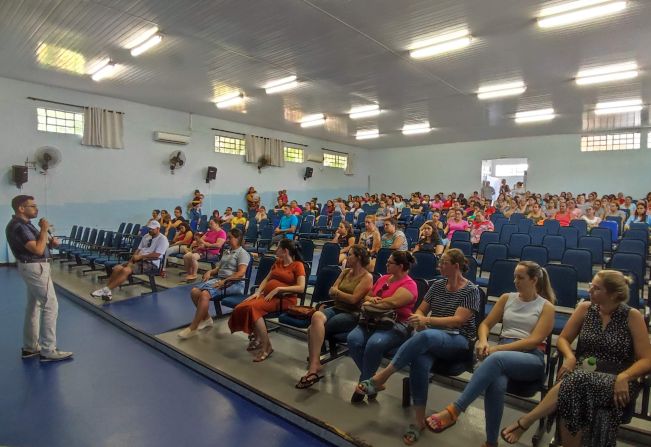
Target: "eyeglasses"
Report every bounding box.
[146,238,153,247]
[386,260,397,265]
[23,205,38,208]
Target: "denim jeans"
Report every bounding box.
[454,339,545,445]
[390,329,470,406]
[17,262,58,354]
[322,307,359,335]
[347,323,409,381]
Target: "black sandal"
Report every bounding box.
[295,373,324,389]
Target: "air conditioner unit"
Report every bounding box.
[306,153,324,163]
[153,131,191,145]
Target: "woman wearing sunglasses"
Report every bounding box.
[347,251,418,403]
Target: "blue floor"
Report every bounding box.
[0,267,332,447]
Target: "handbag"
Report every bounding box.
[358,305,397,331]
[287,305,316,320]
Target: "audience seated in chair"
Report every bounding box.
[228,239,306,362]
[146,209,161,227]
[502,270,651,447]
[355,249,480,445]
[296,245,373,389]
[182,219,226,281]
[412,222,444,256]
[332,221,355,265]
[624,202,651,230]
[381,218,408,251]
[271,205,299,245]
[444,209,469,242]
[527,202,546,225]
[91,221,169,300]
[360,215,382,271]
[254,206,267,224]
[160,209,172,236]
[581,206,602,231]
[178,228,251,339]
[162,222,193,276]
[470,211,495,245]
[554,202,572,227]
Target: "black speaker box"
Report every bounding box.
[12,165,28,187]
[206,166,217,183]
[304,167,313,180]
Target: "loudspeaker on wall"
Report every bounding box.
[206,166,217,183]
[12,165,28,188]
[304,167,313,180]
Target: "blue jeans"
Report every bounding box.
[454,340,545,445]
[391,329,469,406]
[347,323,409,381]
[322,307,359,335]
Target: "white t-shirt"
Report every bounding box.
[138,233,170,267]
[500,293,546,340]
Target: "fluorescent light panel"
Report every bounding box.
[264,75,298,94]
[538,1,627,28]
[130,34,162,56]
[594,99,643,114]
[402,123,432,135]
[356,129,379,140]
[215,91,244,108]
[477,81,526,100]
[514,108,555,123]
[410,29,472,59]
[575,61,638,85]
[349,104,380,119]
[300,114,326,127]
[91,61,117,81]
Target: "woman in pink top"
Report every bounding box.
[445,209,469,242]
[182,219,227,281]
[554,202,572,227]
[348,251,418,403]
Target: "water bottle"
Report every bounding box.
[579,356,597,372]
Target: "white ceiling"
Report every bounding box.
[0,0,649,148]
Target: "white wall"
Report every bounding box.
[370,134,651,198]
[0,77,370,263]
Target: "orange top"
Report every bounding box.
[262,260,306,298]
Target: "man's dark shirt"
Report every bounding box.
[5,215,49,262]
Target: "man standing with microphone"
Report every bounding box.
[5,195,73,362]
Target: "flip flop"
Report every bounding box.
[253,349,273,362]
[403,424,424,445]
[425,404,459,433]
[356,378,385,395]
[246,340,261,351]
[295,373,324,389]
[500,418,529,445]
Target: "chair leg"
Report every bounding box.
[402,376,411,408]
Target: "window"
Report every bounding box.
[323,152,347,169]
[283,146,304,163]
[214,135,245,155]
[495,163,528,177]
[37,107,83,136]
[581,133,640,152]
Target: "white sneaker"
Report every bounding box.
[40,350,74,362]
[197,317,213,330]
[91,287,111,299]
[178,327,198,339]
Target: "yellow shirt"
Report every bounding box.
[231,217,247,227]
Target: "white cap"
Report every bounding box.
[147,220,161,230]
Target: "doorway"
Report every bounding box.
[481,158,528,199]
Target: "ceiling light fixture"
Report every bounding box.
[514,108,556,123]
[537,0,627,28]
[477,81,526,100]
[130,33,162,57]
[91,61,117,82]
[402,123,432,135]
[356,129,379,140]
[410,29,472,59]
[594,99,643,114]
[300,114,326,128]
[349,104,380,119]
[575,61,638,85]
[264,75,298,94]
[215,91,245,109]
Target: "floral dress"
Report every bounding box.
[558,303,640,446]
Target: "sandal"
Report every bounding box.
[500,418,529,445]
[295,373,324,389]
[403,424,424,445]
[253,349,273,362]
[425,404,459,433]
[356,378,386,396]
[246,340,261,351]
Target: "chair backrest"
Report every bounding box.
[374,247,393,276]
[489,212,504,223]
[486,259,518,298]
[254,255,276,288]
[131,223,141,236]
[604,215,623,234]
[480,243,508,274]
[257,225,273,241]
[451,231,470,243]
[116,223,126,234]
[102,231,115,248]
[629,222,649,232]
[499,224,518,244]
[167,227,176,242]
[543,219,560,235]
[409,214,426,229]
[398,207,411,219]
[86,228,98,246]
[610,252,645,289]
[74,226,84,241]
[517,219,533,233]
[317,242,341,274]
[616,239,646,257]
[589,227,612,252]
[623,229,648,244]
[508,233,531,258]
[569,219,587,238]
[578,236,604,265]
[610,269,642,309]
[344,212,355,224]
[297,239,315,266]
[558,226,579,249]
[80,227,90,244]
[477,231,499,255]
[124,223,133,235]
[310,266,342,305]
[244,221,258,242]
[492,217,509,234]
[315,215,328,228]
[298,220,313,235]
[405,227,419,248]
[409,251,438,281]
[464,256,478,283]
[355,212,366,228]
[509,213,525,223]
[94,230,106,248]
[561,249,593,283]
[545,263,578,309]
[528,225,547,245]
[542,235,565,261]
[413,278,431,311]
[599,220,619,243]
[521,245,549,267]
[450,240,473,256]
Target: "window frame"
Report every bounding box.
[580,132,641,152]
[323,152,347,169]
[283,145,304,163]
[214,134,246,155]
[36,107,84,136]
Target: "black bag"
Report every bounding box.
[358,306,397,331]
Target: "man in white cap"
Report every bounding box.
[92,220,169,300]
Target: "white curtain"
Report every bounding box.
[82,107,124,149]
[344,153,354,175]
[244,135,284,167]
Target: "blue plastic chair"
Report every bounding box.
[610,252,645,292]
[561,249,593,283]
[599,221,619,244]
[616,239,646,258]
[464,256,478,283]
[529,225,547,245]
[477,243,508,287]
[492,217,509,234]
[309,242,340,285]
[542,235,565,262]
[545,263,579,334]
[590,227,613,253]
[508,233,531,258]
[521,245,549,267]
[499,224,518,245]
[578,236,604,266]
[451,240,473,257]
[486,260,518,298]
[410,252,438,281]
[558,226,579,249]
[477,231,499,255]
[518,219,534,234]
[569,219,588,238]
[373,248,393,277]
[605,215,623,235]
[451,231,471,243]
[509,213,525,224]
[543,219,560,235]
[629,222,649,232]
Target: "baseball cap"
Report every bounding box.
[147,220,161,230]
